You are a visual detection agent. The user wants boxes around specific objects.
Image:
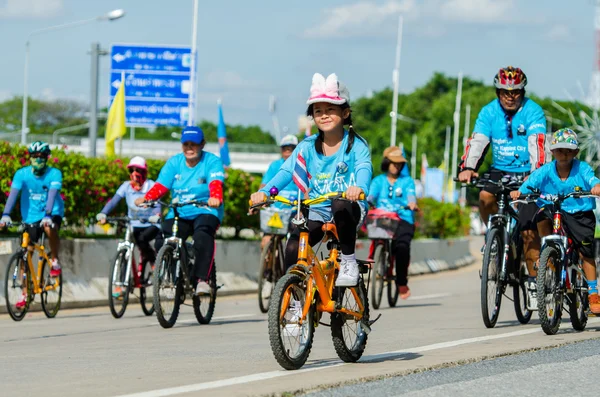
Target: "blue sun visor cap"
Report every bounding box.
[181,126,204,144]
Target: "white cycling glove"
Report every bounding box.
[96,213,107,223]
[148,215,161,224]
[40,216,53,227]
[0,214,12,226]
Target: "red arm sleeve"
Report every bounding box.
[145,182,169,201]
[209,180,223,201]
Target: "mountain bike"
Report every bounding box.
[458,175,533,328]
[150,199,218,329]
[257,206,292,313]
[4,221,62,321]
[520,190,597,335]
[365,207,415,309]
[251,191,380,370]
[106,217,157,319]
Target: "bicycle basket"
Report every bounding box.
[366,211,400,239]
[260,207,292,235]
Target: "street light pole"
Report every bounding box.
[389,15,403,147]
[188,0,199,126]
[21,9,125,146]
[89,42,100,157]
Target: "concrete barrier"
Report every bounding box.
[0,236,473,312]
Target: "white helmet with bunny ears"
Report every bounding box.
[306,73,350,106]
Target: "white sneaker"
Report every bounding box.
[283,300,302,338]
[526,281,538,311]
[336,259,359,287]
[195,280,210,295]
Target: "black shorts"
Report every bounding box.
[24,215,63,244]
[538,209,596,258]
[481,168,537,231]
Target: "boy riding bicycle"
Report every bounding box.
[510,129,600,314]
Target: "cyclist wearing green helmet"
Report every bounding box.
[0,141,64,308]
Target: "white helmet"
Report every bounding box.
[279,134,298,147]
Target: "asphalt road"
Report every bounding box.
[2,255,600,397]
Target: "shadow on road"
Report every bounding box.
[179,318,266,327]
[375,303,441,311]
[359,351,422,364]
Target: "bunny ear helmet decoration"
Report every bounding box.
[306,73,350,106]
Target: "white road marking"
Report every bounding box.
[115,319,600,397]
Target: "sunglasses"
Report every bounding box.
[30,153,47,159]
[129,167,145,174]
[498,90,522,99]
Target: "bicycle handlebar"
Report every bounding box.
[145,199,209,209]
[105,216,159,224]
[510,191,599,205]
[249,192,366,210]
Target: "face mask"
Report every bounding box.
[129,171,147,190]
[31,157,48,176]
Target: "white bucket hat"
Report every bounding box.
[306,73,350,106]
[127,156,147,170]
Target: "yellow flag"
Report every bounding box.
[105,74,126,157]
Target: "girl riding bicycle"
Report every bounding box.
[135,126,225,295]
[96,156,164,265]
[367,146,418,299]
[511,129,600,314]
[251,72,372,287]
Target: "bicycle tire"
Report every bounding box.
[139,259,155,316]
[537,245,563,335]
[370,242,385,310]
[108,249,130,319]
[193,263,217,324]
[481,227,503,328]
[4,252,30,321]
[331,279,370,363]
[154,244,183,328]
[40,258,62,318]
[258,238,275,313]
[513,249,531,324]
[387,267,399,308]
[268,273,314,370]
[568,265,588,331]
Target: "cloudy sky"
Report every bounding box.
[0,0,596,136]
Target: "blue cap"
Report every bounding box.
[181,126,204,144]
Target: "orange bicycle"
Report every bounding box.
[250,191,379,370]
[4,222,62,321]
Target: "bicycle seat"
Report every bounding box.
[321,223,339,242]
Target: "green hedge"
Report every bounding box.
[415,198,470,239]
[0,142,260,232]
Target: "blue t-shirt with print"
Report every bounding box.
[262,158,298,207]
[156,152,225,221]
[519,159,600,214]
[114,180,161,228]
[260,131,372,214]
[368,174,416,224]
[474,98,546,172]
[11,166,65,223]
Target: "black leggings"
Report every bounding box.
[393,219,415,287]
[132,226,163,263]
[162,215,219,281]
[284,200,362,268]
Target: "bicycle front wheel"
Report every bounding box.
[4,252,31,321]
[193,263,217,324]
[154,245,182,328]
[268,273,314,370]
[40,258,62,318]
[108,249,130,319]
[537,245,563,335]
[139,259,155,316]
[331,280,370,363]
[370,242,385,310]
[258,238,276,313]
[481,228,503,328]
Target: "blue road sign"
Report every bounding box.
[109,43,194,127]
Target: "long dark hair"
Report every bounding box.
[306,103,366,154]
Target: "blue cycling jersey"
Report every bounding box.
[519,159,600,214]
[368,174,416,224]
[11,166,64,223]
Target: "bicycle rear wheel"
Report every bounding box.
[258,238,276,313]
[481,228,503,328]
[154,245,183,328]
[193,263,217,324]
[537,245,563,335]
[268,273,314,370]
[108,249,130,319]
[40,258,62,318]
[4,252,31,321]
[370,242,385,310]
[139,259,155,316]
[331,280,370,363]
[568,266,588,331]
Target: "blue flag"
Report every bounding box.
[217,102,231,167]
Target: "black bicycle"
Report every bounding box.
[459,175,533,328]
[150,199,218,328]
